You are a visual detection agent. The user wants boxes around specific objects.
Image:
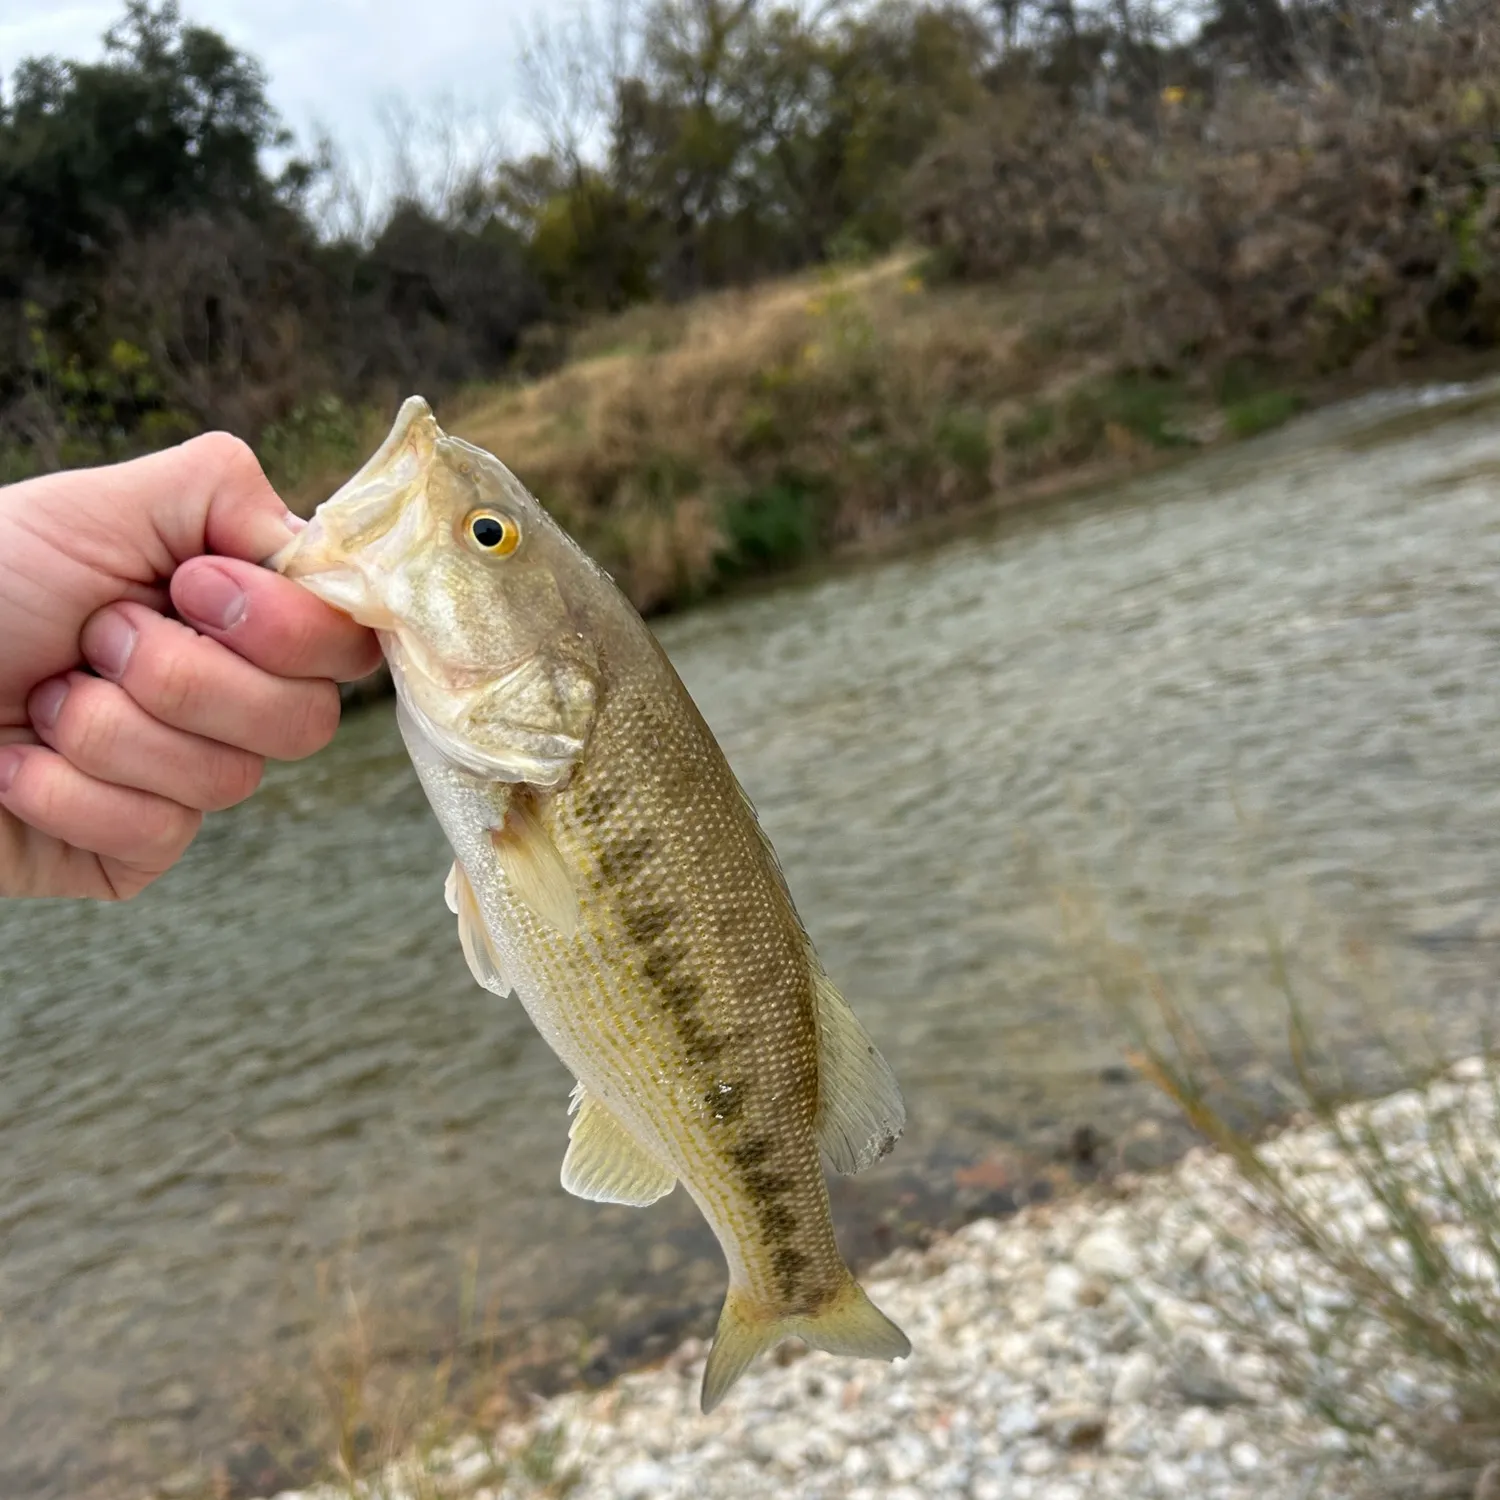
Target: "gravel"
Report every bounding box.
[257,1058,1500,1500]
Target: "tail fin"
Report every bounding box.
[700,1276,910,1413]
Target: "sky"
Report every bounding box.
[0,0,545,181]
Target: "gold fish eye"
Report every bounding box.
[463,509,521,556]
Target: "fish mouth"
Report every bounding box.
[267,395,440,627]
[269,513,398,627]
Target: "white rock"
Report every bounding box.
[1111,1349,1157,1405]
[1230,1441,1262,1473]
[1076,1227,1140,1281]
[1150,1458,1190,1493]
[614,1459,673,1500]
[1104,1407,1152,1458]
[1019,1445,1057,1475]
[884,1431,930,1483]
[997,1400,1041,1439]
[1175,1408,1229,1451]
[1043,1264,1085,1313]
[841,1446,872,1480]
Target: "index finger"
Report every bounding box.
[169,557,383,683]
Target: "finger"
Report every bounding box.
[0,742,201,878]
[22,429,306,587]
[170,557,383,683]
[28,673,264,813]
[81,604,342,761]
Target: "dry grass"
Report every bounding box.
[1060,873,1500,1492]
[433,255,1127,613]
[270,251,1326,619]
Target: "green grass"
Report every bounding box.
[715,474,829,576]
[1223,388,1304,439]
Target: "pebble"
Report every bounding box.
[241,1060,1499,1500]
[1111,1349,1157,1405]
[1074,1227,1139,1281]
[1018,1445,1057,1475]
[613,1461,670,1500]
[1230,1441,1262,1473]
[1042,1264,1085,1313]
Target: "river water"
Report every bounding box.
[3,385,1499,1498]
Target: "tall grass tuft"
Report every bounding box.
[1066,883,1500,1490]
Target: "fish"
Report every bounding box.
[270,396,910,1412]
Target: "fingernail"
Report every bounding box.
[85,611,138,681]
[29,678,69,731]
[0,747,21,795]
[176,563,247,632]
[282,511,309,533]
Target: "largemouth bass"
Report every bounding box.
[271,397,910,1410]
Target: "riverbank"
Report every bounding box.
[319,320,1500,714]
[308,252,1500,635]
[244,1057,1500,1500]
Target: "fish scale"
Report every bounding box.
[275,394,911,1411]
[480,645,845,1316]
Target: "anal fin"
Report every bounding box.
[561,1083,676,1207]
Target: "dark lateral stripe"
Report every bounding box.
[759,1199,797,1240]
[613,865,727,1064]
[742,1166,792,1200]
[622,901,675,944]
[575,785,620,828]
[771,1246,811,1298]
[598,832,655,885]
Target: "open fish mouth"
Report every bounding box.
[267,394,439,627]
[269,515,385,622]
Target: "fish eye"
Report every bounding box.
[463,509,521,557]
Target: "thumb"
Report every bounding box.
[130,431,307,570]
[26,431,306,586]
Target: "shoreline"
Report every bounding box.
[240,1057,1500,1500]
[335,360,1500,712]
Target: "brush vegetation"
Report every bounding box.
[6,1,1500,618]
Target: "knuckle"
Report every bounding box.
[144,640,204,724]
[279,605,325,672]
[140,805,202,869]
[59,684,122,771]
[184,430,262,484]
[21,756,70,828]
[278,683,341,758]
[202,752,263,811]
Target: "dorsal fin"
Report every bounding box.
[810,963,905,1173]
[730,777,905,1173]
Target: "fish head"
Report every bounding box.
[271,396,600,786]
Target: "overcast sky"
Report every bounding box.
[0,0,542,177]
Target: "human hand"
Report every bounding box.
[0,434,381,900]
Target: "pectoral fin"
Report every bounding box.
[560,1083,676,1206]
[446,860,511,997]
[490,795,579,937]
[812,966,906,1175]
